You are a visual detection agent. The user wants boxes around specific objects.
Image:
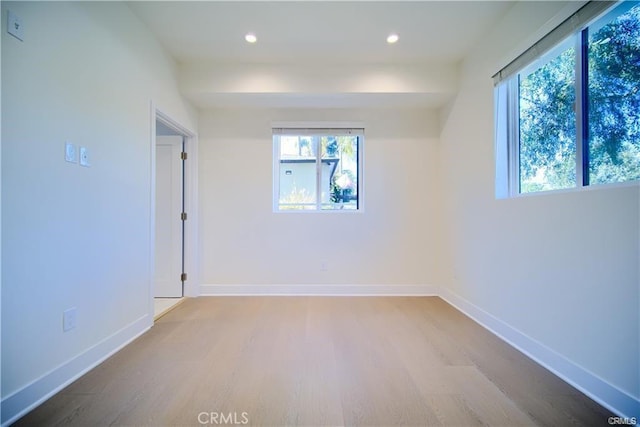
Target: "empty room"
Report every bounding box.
[1,1,639,426]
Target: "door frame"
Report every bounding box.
[149,102,199,317]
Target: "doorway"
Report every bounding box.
[153,113,193,319]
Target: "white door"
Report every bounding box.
[155,136,183,297]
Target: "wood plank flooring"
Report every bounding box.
[15,297,613,426]
[154,297,185,320]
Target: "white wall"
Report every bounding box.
[440,0,639,415]
[199,108,444,289]
[1,2,196,423]
[179,62,457,109]
[0,11,3,423]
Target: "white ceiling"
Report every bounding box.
[127,1,515,109]
[129,1,513,64]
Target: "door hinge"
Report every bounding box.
[181,212,187,221]
[181,151,188,160]
[181,273,187,282]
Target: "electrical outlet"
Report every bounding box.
[79,146,90,167]
[7,10,24,42]
[63,307,77,332]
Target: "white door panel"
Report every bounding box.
[155,136,183,297]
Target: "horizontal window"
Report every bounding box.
[273,128,362,211]
[495,1,639,196]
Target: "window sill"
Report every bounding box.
[498,180,640,200]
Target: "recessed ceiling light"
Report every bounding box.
[245,33,257,43]
[387,33,399,44]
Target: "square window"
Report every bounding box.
[273,129,362,211]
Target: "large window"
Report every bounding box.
[495,1,639,195]
[273,128,362,211]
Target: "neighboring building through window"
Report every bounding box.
[273,127,362,211]
[495,1,639,196]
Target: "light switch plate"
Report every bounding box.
[63,307,77,332]
[7,10,24,42]
[79,146,90,167]
[65,142,77,163]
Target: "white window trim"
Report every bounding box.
[272,122,364,213]
[495,1,639,198]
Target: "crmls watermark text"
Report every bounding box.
[198,412,249,425]
[608,416,637,425]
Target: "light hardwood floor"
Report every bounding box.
[16,297,612,426]
[154,297,185,320]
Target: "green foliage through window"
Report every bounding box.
[519,42,577,192]
[588,3,640,184]
[515,2,639,193]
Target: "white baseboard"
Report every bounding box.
[1,314,152,427]
[199,283,439,296]
[439,287,640,419]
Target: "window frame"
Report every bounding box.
[515,34,579,194]
[272,124,364,213]
[495,1,640,197]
